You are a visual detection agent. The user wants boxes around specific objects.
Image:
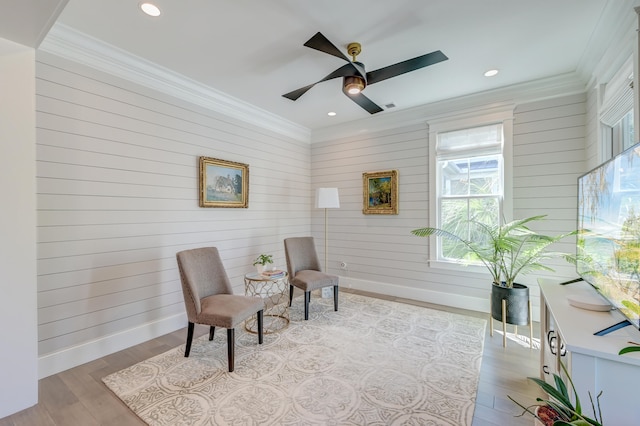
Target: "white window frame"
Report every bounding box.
[427,105,514,271]
[599,57,634,162]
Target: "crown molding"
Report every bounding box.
[579,0,638,90]
[39,23,311,143]
[311,72,587,143]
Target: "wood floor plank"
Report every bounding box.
[1,290,543,425]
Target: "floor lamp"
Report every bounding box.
[315,188,340,297]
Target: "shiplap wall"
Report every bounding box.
[35,51,311,377]
[311,122,490,312]
[511,93,587,307]
[311,123,434,281]
[311,93,587,316]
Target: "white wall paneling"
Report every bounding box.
[311,121,493,313]
[35,50,311,377]
[312,93,588,319]
[0,38,38,418]
[512,94,587,291]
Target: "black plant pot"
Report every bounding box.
[491,283,530,325]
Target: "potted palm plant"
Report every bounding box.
[411,215,575,325]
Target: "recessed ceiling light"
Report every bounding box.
[327,111,337,117]
[140,2,161,17]
[484,69,499,77]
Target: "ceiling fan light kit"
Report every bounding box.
[344,75,365,95]
[282,32,448,115]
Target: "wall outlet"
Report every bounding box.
[339,261,348,269]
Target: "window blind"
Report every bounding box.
[436,123,502,160]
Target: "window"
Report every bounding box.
[436,125,503,262]
[599,57,634,160]
[602,109,634,160]
[615,109,635,152]
[428,106,513,268]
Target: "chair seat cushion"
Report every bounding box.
[290,269,338,292]
[198,294,264,329]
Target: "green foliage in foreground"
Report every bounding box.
[508,362,603,426]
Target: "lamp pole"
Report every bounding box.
[315,188,340,298]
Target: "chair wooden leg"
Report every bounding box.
[227,328,235,372]
[257,310,264,344]
[209,326,215,341]
[289,285,294,307]
[333,285,339,311]
[304,291,310,320]
[185,322,195,357]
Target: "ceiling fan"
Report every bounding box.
[282,32,448,114]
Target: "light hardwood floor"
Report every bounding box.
[1,289,543,425]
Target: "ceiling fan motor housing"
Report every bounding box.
[344,75,365,94]
[344,60,367,95]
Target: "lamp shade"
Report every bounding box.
[315,188,340,209]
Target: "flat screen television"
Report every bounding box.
[577,142,640,332]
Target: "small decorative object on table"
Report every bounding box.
[262,268,286,279]
[253,254,273,274]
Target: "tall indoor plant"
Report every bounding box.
[411,215,575,324]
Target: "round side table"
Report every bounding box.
[244,272,289,333]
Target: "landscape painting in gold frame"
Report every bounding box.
[199,156,249,208]
[362,170,398,215]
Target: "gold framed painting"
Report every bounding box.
[362,170,398,215]
[199,156,249,208]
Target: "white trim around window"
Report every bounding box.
[427,104,515,270]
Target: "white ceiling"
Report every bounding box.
[0,0,68,48]
[0,0,620,130]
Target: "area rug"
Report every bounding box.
[102,292,487,425]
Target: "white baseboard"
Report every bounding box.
[339,276,541,322]
[38,313,187,379]
[340,276,489,312]
[38,277,542,379]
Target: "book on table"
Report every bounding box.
[262,269,285,278]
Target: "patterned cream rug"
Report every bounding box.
[103,292,486,425]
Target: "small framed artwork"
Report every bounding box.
[362,170,398,215]
[199,156,249,208]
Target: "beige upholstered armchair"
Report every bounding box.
[284,237,339,320]
[176,247,264,372]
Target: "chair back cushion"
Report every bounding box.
[284,237,322,277]
[176,247,233,321]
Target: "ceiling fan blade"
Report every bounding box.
[366,50,448,85]
[344,91,384,114]
[283,63,359,101]
[303,32,350,62]
[282,84,317,101]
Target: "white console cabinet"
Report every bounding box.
[539,279,640,425]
